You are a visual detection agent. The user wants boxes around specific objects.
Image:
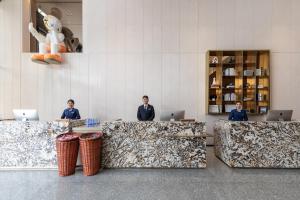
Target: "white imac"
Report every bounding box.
[266,110,293,121]
[13,109,39,121]
[160,110,185,121]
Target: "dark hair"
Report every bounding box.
[67,99,75,104]
[142,95,149,99]
[236,101,242,104]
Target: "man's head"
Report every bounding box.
[142,95,149,105]
[67,99,75,109]
[236,101,242,110]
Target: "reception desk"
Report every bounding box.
[99,121,206,168]
[0,120,70,168]
[0,120,206,169]
[214,120,300,168]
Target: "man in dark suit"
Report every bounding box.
[137,95,155,121]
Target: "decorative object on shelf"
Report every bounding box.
[243,69,254,76]
[226,83,235,89]
[224,68,236,76]
[210,56,218,64]
[243,97,254,101]
[256,68,267,76]
[255,68,262,76]
[223,93,237,101]
[244,83,255,89]
[211,77,220,88]
[257,84,265,89]
[222,56,235,64]
[230,93,237,101]
[257,94,267,102]
[210,95,217,101]
[259,106,268,114]
[258,93,264,101]
[225,104,236,113]
[209,105,222,113]
[28,7,66,65]
[63,27,83,52]
[224,93,231,101]
[209,68,216,76]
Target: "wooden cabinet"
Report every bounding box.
[206,50,270,115]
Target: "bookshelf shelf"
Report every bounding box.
[207,50,270,114]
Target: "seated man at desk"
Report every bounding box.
[228,101,248,121]
[137,95,155,121]
[61,99,81,120]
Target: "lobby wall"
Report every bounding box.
[1,0,300,134]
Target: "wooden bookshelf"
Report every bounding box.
[206,50,270,115]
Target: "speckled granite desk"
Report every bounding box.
[214,120,300,168]
[0,121,206,169]
[100,121,207,168]
[0,120,70,169]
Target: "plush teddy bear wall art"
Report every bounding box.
[29,12,66,64]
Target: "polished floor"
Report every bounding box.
[0,147,299,200]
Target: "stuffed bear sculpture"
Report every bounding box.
[29,14,66,64]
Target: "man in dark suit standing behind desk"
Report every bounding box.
[137,95,155,121]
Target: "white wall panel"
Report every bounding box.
[271,53,292,108]
[290,53,300,119]
[291,0,300,52]
[37,65,53,121]
[51,57,71,120]
[198,53,206,117]
[1,0,300,132]
[216,0,236,49]
[253,0,273,49]
[20,54,39,110]
[84,0,107,53]
[106,0,126,53]
[162,0,180,53]
[126,0,143,53]
[179,0,198,53]
[70,54,89,119]
[198,0,217,52]
[235,0,254,49]
[0,0,21,119]
[125,54,143,120]
[106,54,126,120]
[162,54,180,111]
[272,0,292,52]
[143,54,162,120]
[143,0,162,53]
[179,54,199,119]
[88,53,107,120]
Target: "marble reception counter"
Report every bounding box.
[100,121,207,168]
[0,120,206,169]
[0,120,70,168]
[214,120,300,168]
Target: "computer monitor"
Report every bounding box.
[13,109,39,121]
[266,110,293,121]
[160,110,185,121]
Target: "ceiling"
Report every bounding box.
[36,0,82,3]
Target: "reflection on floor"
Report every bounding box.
[0,147,299,200]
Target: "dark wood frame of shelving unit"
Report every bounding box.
[206,50,270,115]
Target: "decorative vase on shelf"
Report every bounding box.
[211,78,219,88]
